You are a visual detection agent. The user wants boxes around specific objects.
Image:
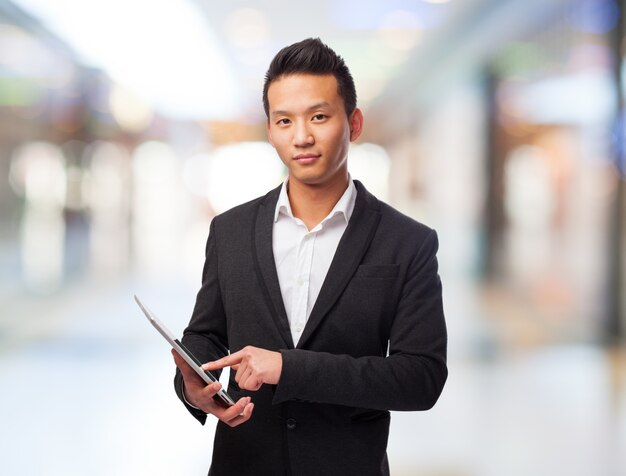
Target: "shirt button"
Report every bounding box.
[286,418,297,430]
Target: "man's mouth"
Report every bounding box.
[294,154,320,165]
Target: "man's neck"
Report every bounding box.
[287,173,349,231]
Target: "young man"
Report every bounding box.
[173,38,447,476]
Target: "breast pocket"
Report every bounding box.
[354,264,399,279]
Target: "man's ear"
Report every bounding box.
[349,108,364,142]
[266,120,275,147]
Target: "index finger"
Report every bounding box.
[203,350,243,371]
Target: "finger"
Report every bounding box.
[189,381,224,412]
[214,396,251,422]
[238,367,254,389]
[233,361,249,385]
[239,369,262,391]
[223,402,254,428]
[185,381,220,407]
[199,381,223,397]
[203,350,243,371]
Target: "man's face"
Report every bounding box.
[266,73,363,189]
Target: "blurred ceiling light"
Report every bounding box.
[377,10,422,52]
[87,141,129,213]
[348,143,390,201]
[206,142,284,214]
[131,141,183,275]
[109,84,154,134]
[225,8,270,49]
[516,71,614,125]
[504,145,554,229]
[9,142,66,208]
[14,0,239,120]
[132,141,179,186]
[423,0,451,4]
[182,153,212,198]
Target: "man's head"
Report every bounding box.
[263,40,363,190]
[262,38,357,118]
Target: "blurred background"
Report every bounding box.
[0,0,625,474]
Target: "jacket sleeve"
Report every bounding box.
[173,219,229,424]
[273,229,447,411]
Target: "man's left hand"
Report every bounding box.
[203,346,282,391]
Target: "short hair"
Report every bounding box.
[262,38,357,118]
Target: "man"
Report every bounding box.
[173,38,447,476]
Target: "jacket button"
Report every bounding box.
[286,418,297,430]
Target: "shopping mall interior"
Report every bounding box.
[0,0,625,474]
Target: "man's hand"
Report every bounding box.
[172,349,254,428]
[203,346,282,391]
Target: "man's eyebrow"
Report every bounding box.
[270,109,289,117]
[270,102,333,117]
[306,102,332,111]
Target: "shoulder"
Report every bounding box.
[354,180,435,241]
[377,201,439,262]
[378,201,435,240]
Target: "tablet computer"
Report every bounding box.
[134,295,235,408]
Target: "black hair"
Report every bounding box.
[262,38,357,118]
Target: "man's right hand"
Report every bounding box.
[172,349,254,427]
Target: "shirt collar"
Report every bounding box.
[273,175,357,225]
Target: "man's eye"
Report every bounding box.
[277,118,290,125]
[312,114,326,121]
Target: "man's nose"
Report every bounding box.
[293,121,314,147]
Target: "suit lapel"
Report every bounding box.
[297,180,382,349]
[252,185,295,349]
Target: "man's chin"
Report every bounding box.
[288,171,348,189]
[288,171,322,186]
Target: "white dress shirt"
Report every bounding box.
[273,178,357,346]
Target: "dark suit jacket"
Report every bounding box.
[174,180,447,476]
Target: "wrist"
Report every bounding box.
[182,382,202,410]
